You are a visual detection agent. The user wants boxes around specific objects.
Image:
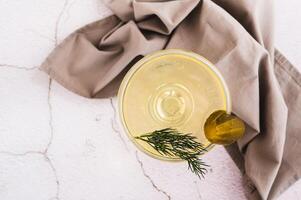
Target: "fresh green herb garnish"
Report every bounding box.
[135,128,209,178]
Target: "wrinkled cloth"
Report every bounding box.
[40,0,301,199]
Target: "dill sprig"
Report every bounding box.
[135,128,209,178]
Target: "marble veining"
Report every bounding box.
[0,0,300,200]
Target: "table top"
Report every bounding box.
[0,1,300,200]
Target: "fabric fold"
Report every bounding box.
[40,0,301,199]
[103,0,200,34]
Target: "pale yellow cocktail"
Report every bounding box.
[118,49,231,160]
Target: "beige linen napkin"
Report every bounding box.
[40,0,301,199]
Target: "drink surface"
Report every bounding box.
[119,50,230,160]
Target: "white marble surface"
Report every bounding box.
[0,1,300,200]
